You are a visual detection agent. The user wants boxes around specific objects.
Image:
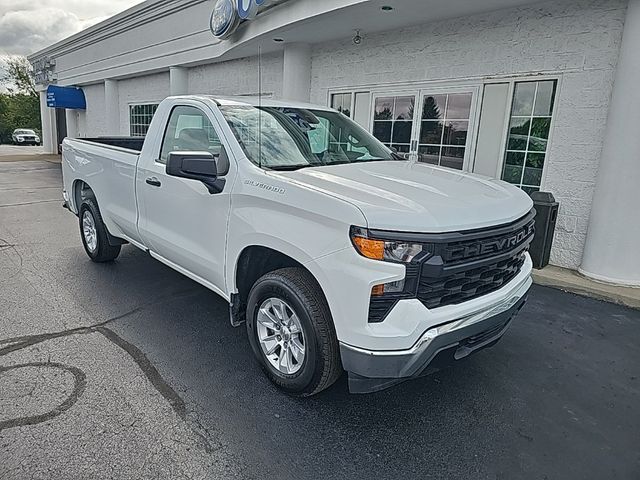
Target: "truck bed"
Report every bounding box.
[81,136,145,152]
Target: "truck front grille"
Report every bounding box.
[416,211,535,309]
[366,210,535,322]
[417,252,526,309]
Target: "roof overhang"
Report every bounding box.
[29,0,548,87]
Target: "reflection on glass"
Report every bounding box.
[512,82,536,116]
[331,93,352,118]
[446,94,472,119]
[523,167,542,185]
[417,92,472,170]
[392,121,412,144]
[422,95,446,120]
[392,144,411,153]
[506,151,525,167]
[374,97,394,120]
[418,145,440,165]
[443,121,468,146]
[373,122,392,143]
[534,81,556,116]
[501,80,557,193]
[420,121,443,144]
[372,96,415,151]
[394,97,415,120]
[526,152,545,169]
[503,165,523,184]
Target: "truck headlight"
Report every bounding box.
[350,226,423,263]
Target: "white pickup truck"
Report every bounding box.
[62,95,534,395]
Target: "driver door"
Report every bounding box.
[136,102,233,294]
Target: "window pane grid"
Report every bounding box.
[501,80,556,192]
[417,92,472,170]
[372,95,415,156]
[129,103,159,137]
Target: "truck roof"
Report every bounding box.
[168,95,333,111]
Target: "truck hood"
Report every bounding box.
[275,161,533,232]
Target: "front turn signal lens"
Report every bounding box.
[350,226,423,263]
[352,235,385,260]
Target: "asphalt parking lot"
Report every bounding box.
[1,158,639,480]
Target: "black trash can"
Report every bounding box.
[529,192,559,269]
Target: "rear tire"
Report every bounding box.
[79,198,121,263]
[246,267,342,396]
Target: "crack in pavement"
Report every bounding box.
[0,287,202,432]
[0,363,87,432]
[96,326,186,420]
[0,199,61,208]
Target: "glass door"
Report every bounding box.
[371,93,419,159]
[369,88,477,169]
[414,89,475,170]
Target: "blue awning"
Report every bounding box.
[46,85,86,110]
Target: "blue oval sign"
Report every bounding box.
[210,0,275,39]
[210,0,239,39]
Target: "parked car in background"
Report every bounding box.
[12,129,41,145]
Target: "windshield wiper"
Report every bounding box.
[266,164,319,171]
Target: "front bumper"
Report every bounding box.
[340,284,529,394]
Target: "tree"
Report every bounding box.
[0,56,41,144]
[1,56,38,97]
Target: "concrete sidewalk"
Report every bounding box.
[0,154,61,163]
[0,145,61,163]
[533,265,640,309]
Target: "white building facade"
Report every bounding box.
[29,0,640,286]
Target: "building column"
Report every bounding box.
[104,79,120,135]
[65,109,78,139]
[38,90,56,154]
[579,0,640,286]
[282,43,311,102]
[170,67,189,96]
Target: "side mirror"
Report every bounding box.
[166,151,226,194]
[389,146,409,160]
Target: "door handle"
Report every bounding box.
[146,177,161,187]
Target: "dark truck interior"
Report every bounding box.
[83,137,146,152]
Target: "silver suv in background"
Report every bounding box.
[12,129,41,146]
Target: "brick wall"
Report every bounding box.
[117,72,170,136]
[188,52,284,98]
[79,83,106,137]
[310,0,627,269]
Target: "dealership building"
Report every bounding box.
[29,0,640,286]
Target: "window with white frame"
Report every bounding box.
[501,80,557,194]
[129,103,159,137]
[331,93,352,117]
[416,93,473,170]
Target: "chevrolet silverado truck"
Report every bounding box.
[61,95,535,395]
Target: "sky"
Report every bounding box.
[0,0,144,57]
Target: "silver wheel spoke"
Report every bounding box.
[290,338,304,362]
[264,340,280,355]
[256,297,306,375]
[278,346,289,373]
[257,307,279,330]
[82,211,98,253]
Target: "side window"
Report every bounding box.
[159,106,222,164]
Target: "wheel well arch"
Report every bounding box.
[235,246,308,303]
[232,246,330,322]
[72,179,95,213]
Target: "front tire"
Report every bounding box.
[79,198,121,262]
[246,267,342,396]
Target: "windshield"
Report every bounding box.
[219,105,395,170]
[15,129,35,135]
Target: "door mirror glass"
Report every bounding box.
[166,151,225,194]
